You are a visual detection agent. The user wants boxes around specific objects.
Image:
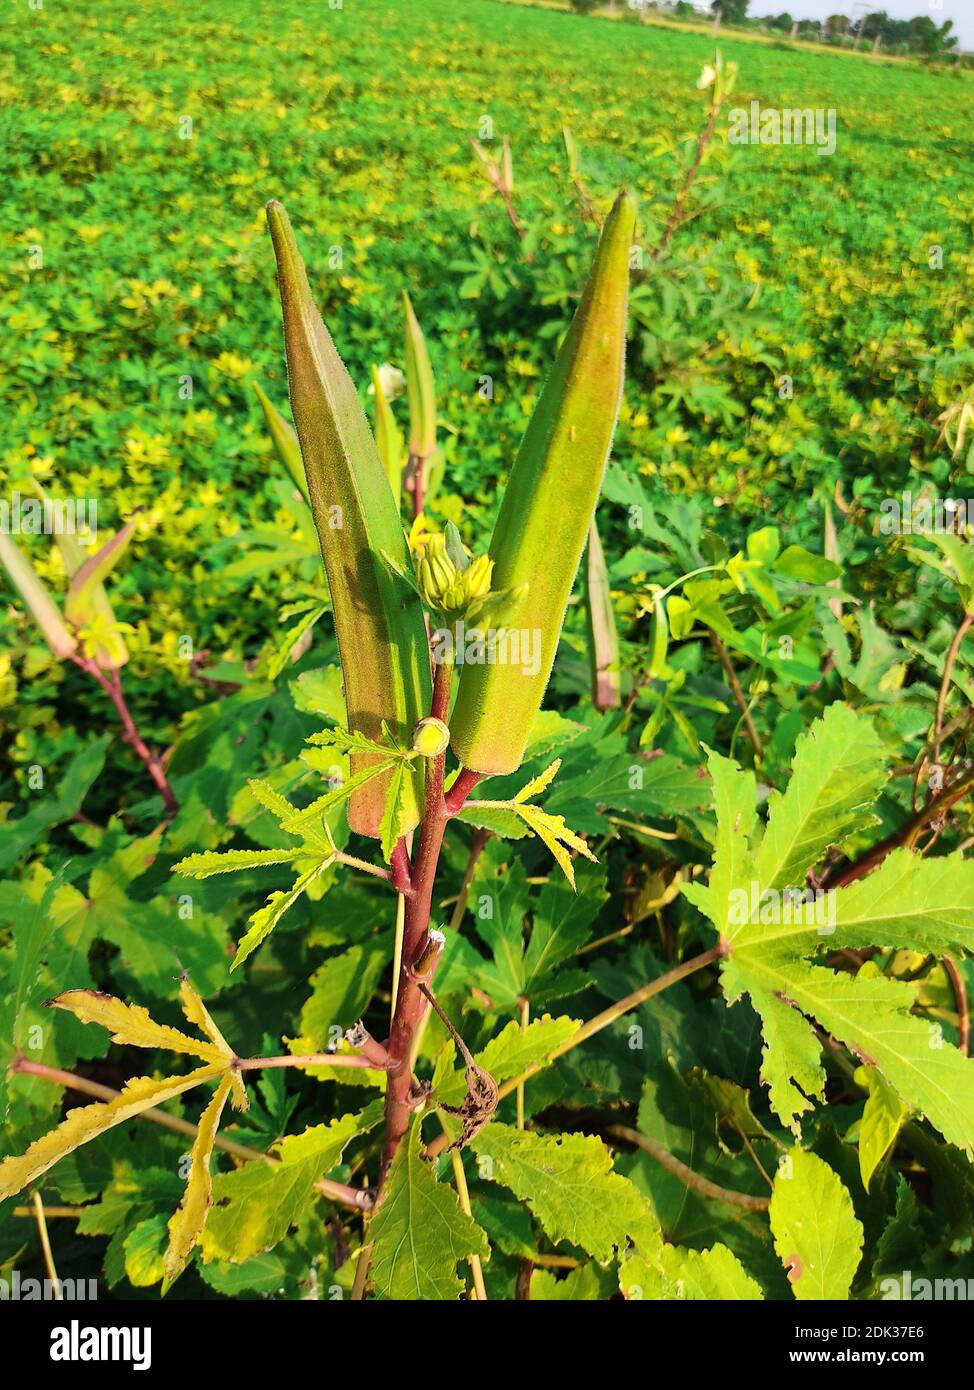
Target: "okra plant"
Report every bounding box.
[0,190,646,1295]
[3,175,974,1305]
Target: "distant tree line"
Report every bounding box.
[565,1,966,60]
[753,8,960,57]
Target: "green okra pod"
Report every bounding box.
[450,190,636,775]
[266,201,432,838]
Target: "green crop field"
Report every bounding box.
[2,0,974,1324]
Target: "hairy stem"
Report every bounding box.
[379,659,455,1183]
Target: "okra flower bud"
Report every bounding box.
[411,717,450,758]
[450,190,637,776]
[415,529,495,619]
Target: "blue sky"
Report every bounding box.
[746,0,974,50]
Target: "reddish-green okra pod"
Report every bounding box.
[266,201,432,838]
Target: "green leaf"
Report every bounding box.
[853,1065,909,1192]
[295,942,389,1050]
[769,1149,863,1300]
[201,1106,376,1263]
[379,761,409,864]
[755,703,887,892]
[472,1123,659,1262]
[684,707,974,1151]
[0,737,108,873]
[7,869,63,1054]
[232,858,334,971]
[773,544,842,585]
[530,1264,606,1300]
[370,1122,489,1301]
[659,1243,764,1300]
[173,847,303,879]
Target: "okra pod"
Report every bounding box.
[266,201,432,837]
[450,191,636,775]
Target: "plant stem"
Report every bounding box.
[710,632,763,759]
[654,98,720,261]
[933,613,973,765]
[14,1206,81,1219]
[11,1057,370,1212]
[71,654,177,812]
[379,659,455,1183]
[447,827,490,933]
[943,953,970,1055]
[516,997,529,1131]
[234,1053,385,1072]
[828,765,974,887]
[451,1150,488,1300]
[605,1125,770,1212]
[334,851,392,883]
[32,1190,63,1296]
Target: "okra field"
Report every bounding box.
[2,0,974,1330]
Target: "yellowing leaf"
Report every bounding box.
[164,1074,234,1288]
[467,761,597,890]
[178,979,247,1112]
[514,803,597,890]
[49,990,224,1064]
[512,758,562,804]
[0,1065,223,1200]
